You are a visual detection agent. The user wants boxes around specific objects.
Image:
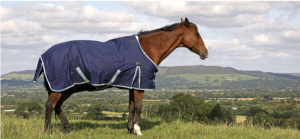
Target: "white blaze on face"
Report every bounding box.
[134,123,143,136]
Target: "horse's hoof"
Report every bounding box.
[63,127,70,134]
[128,127,134,134]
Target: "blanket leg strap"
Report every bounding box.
[76,67,101,90]
[102,69,121,89]
[76,67,121,90]
[131,62,141,89]
[76,67,91,84]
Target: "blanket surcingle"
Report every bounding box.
[33,36,158,92]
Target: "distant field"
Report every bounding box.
[79,111,128,117]
[102,111,128,117]
[143,99,170,102]
[166,74,259,84]
[2,73,34,81]
[216,98,254,101]
[236,116,246,124]
[2,114,300,139]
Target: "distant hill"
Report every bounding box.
[1,65,300,89]
[1,70,38,81]
[157,65,237,76]
[2,65,300,81]
[156,65,300,80]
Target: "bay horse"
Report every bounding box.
[39,18,208,135]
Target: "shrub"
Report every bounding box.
[158,94,210,123]
[85,104,106,120]
[209,103,236,125]
[14,101,43,119]
[253,112,275,129]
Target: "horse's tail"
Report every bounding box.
[32,58,51,95]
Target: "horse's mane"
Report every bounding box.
[137,22,198,36]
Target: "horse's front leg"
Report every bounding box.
[133,89,144,136]
[127,89,135,134]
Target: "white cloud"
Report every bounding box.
[1,3,154,50]
[282,30,300,42]
[1,1,300,74]
[253,34,272,45]
[1,6,15,21]
[123,1,270,28]
[13,3,153,33]
[206,39,252,52]
[1,19,44,34]
[268,52,291,58]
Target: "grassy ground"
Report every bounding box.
[2,114,300,139]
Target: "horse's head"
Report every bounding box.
[178,18,209,60]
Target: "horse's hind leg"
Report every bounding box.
[54,93,72,133]
[45,92,62,132]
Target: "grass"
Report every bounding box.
[166,74,259,85]
[2,114,300,139]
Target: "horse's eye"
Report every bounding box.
[195,33,200,38]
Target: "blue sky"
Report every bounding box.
[1,1,300,75]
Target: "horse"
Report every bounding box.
[33,17,208,135]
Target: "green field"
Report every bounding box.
[2,114,300,139]
[1,73,35,81]
[166,74,259,84]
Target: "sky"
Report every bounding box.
[1,1,300,75]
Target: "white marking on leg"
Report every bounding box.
[134,123,143,136]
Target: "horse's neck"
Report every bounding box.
[139,31,183,66]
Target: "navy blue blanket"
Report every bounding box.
[33,36,158,92]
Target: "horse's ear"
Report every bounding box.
[181,18,184,22]
[185,17,190,27]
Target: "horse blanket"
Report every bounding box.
[33,36,158,92]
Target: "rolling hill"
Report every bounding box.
[1,65,300,89]
[156,65,300,80]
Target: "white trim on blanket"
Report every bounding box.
[32,61,43,83]
[40,56,86,92]
[135,36,158,71]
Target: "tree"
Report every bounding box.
[246,106,268,119]
[209,103,223,121]
[159,94,210,122]
[253,112,274,129]
[14,101,43,119]
[209,103,236,125]
[85,104,106,120]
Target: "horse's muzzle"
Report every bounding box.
[200,51,209,60]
